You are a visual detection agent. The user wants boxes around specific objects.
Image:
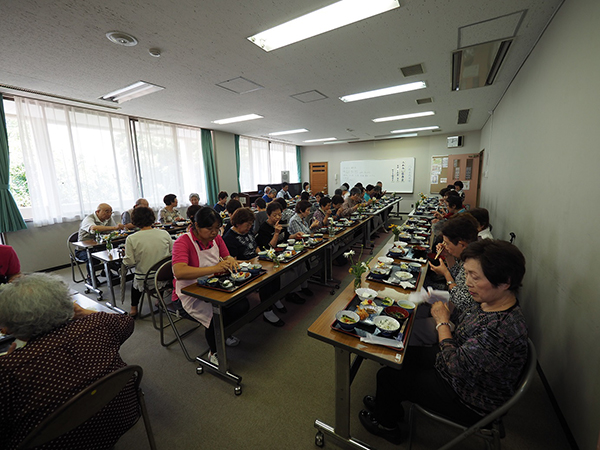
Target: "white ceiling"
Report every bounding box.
[0,0,562,146]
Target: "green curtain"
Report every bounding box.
[234,135,241,192]
[296,145,302,183]
[0,95,27,233]
[201,129,219,206]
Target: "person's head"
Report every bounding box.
[189,193,200,206]
[231,207,255,234]
[441,214,479,257]
[295,200,312,217]
[192,207,222,242]
[439,187,449,197]
[282,182,289,191]
[469,208,490,232]
[269,190,277,199]
[342,183,350,190]
[461,240,526,299]
[331,195,344,209]
[376,181,383,188]
[319,196,332,210]
[218,191,228,204]
[446,195,463,211]
[303,182,310,191]
[350,187,361,201]
[454,180,464,191]
[95,203,113,221]
[0,273,73,341]
[266,202,283,223]
[255,198,267,210]
[131,206,156,228]
[314,192,324,201]
[355,182,364,189]
[264,186,271,195]
[186,204,201,221]
[134,198,149,209]
[334,188,343,196]
[274,198,287,210]
[366,184,375,194]
[163,194,177,207]
[300,192,310,201]
[226,199,242,215]
[230,192,239,201]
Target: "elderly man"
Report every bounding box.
[76,204,126,269]
[121,198,149,226]
[262,186,272,203]
[276,182,292,200]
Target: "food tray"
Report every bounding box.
[197,269,266,292]
[366,264,422,290]
[386,247,428,263]
[330,295,410,351]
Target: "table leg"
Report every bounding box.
[104,260,116,304]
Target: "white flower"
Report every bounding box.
[343,250,355,259]
[361,262,368,270]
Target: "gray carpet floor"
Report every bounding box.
[53,222,572,450]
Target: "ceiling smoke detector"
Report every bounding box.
[106,31,138,47]
[148,48,161,57]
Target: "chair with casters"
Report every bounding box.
[67,231,87,283]
[408,338,537,450]
[17,365,157,450]
[154,259,202,361]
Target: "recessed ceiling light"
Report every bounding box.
[373,111,435,123]
[340,81,426,103]
[304,137,337,143]
[106,31,138,47]
[248,0,400,52]
[100,81,164,103]
[269,129,309,136]
[212,114,264,125]
[391,126,439,133]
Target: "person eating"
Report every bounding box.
[289,200,320,235]
[339,187,362,217]
[0,273,139,450]
[123,206,173,318]
[223,208,286,327]
[121,198,149,226]
[469,207,494,240]
[77,203,127,263]
[159,194,184,224]
[359,239,528,444]
[172,207,247,366]
[189,193,201,206]
[313,197,332,228]
[276,182,293,200]
[213,191,228,213]
[261,186,273,203]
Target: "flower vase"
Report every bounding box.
[106,240,113,252]
[328,226,335,238]
[273,258,281,269]
[353,276,362,290]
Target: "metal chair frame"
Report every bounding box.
[17,365,157,450]
[408,339,537,450]
[154,259,202,361]
[67,231,86,283]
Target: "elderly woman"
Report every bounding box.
[313,196,332,228]
[123,207,173,317]
[189,192,200,206]
[223,208,286,326]
[289,200,320,235]
[0,273,138,450]
[359,240,528,444]
[159,193,184,224]
[172,207,248,365]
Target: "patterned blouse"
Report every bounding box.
[288,213,310,235]
[223,228,258,260]
[0,313,138,450]
[159,207,180,224]
[435,301,528,415]
[448,260,474,312]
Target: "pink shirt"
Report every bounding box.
[0,246,20,281]
[172,233,229,268]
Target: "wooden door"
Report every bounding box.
[448,152,481,209]
[309,162,328,194]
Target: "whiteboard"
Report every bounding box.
[340,158,415,193]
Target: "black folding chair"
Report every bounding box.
[17,365,157,450]
[408,338,537,450]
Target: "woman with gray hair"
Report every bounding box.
[0,273,139,450]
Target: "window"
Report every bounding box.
[238,136,299,192]
[135,119,208,207]
[12,97,138,226]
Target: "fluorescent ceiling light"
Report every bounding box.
[304,137,337,143]
[212,114,264,125]
[101,81,164,104]
[269,128,309,136]
[340,81,427,103]
[373,111,435,123]
[248,0,400,52]
[391,126,439,134]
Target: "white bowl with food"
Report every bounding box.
[397,299,416,313]
[378,256,394,265]
[355,287,378,302]
[373,315,400,336]
[393,241,408,248]
[393,271,413,281]
[335,310,360,330]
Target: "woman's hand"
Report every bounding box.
[431,301,451,324]
[292,232,304,239]
[217,257,238,272]
[310,219,320,229]
[274,220,283,234]
[428,258,450,277]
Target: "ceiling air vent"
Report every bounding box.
[400,63,424,77]
[457,109,471,124]
[416,97,432,105]
[452,39,513,90]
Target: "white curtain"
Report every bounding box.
[239,137,299,191]
[136,119,208,207]
[15,97,138,226]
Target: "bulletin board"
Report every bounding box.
[340,158,415,193]
[430,155,449,194]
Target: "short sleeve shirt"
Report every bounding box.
[78,213,117,241]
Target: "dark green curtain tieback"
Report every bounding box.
[0,184,9,189]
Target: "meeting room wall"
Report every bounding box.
[301,130,482,210]
[478,0,597,447]
[213,130,240,196]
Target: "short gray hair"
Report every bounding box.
[189,193,200,201]
[0,273,74,341]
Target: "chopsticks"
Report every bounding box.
[434,246,444,260]
[219,257,237,274]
